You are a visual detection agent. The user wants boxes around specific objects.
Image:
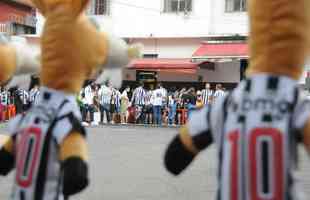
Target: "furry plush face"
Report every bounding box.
[246,0,310,80]
[39,5,107,93]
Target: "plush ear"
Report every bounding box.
[31,0,89,17]
[78,0,91,14]
[0,44,17,85]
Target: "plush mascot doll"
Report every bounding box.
[0,0,140,199]
[164,0,310,199]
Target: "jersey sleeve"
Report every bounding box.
[186,106,213,151]
[54,103,89,196]
[7,114,23,135]
[52,103,86,145]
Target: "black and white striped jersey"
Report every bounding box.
[29,88,40,105]
[7,87,85,200]
[187,74,310,200]
[98,85,112,105]
[201,89,213,105]
[132,86,146,106]
[18,89,29,105]
[213,89,225,102]
[0,91,9,106]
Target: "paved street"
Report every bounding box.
[0,125,309,200]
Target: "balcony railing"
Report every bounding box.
[0,23,8,33]
[7,14,36,27]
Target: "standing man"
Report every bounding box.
[17,88,29,113]
[168,92,177,126]
[0,87,9,121]
[213,84,225,103]
[0,87,9,107]
[201,83,213,106]
[152,84,164,125]
[83,83,95,125]
[131,82,146,124]
[144,89,154,124]
[98,81,112,124]
[29,84,40,107]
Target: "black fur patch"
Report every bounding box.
[192,131,213,151]
[0,148,14,176]
[164,135,195,175]
[62,157,89,196]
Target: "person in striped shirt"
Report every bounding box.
[0,87,9,107]
[98,81,113,124]
[201,83,213,106]
[213,84,225,103]
[131,82,146,124]
[29,84,40,107]
[17,88,29,113]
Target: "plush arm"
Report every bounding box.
[0,40,40,86]
[164,125,213,175]
[0,135,15,176]
[59,132,89,196]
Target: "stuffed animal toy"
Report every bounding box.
[164,0,310,199]
[0,0,140,199]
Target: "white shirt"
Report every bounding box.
[84,85,94,105]
[152,88,165,106]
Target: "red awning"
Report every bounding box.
[127,58,200,74]
[192,42,248,60]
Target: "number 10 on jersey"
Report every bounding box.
[228,128,284,200]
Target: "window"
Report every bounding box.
[163,0,192,13]
[87,0,110,15]
[143,54,158,58]
[225,0,246,12]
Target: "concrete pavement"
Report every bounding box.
[0,125,309,200]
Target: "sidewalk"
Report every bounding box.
[83,122,181,129]
[1,121,181,129]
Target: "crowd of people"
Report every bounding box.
[0,85,40,122]
[78,81,228,126]
[0,81,228,125]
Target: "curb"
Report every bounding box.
[85,123,181,129]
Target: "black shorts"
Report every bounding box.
[144,105,153,114]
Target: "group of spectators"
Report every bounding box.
[78,81,228,126]
[0,85,40,121]
[0,81,227,126]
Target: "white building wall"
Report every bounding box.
[109,0,211,38]
[35,0,249,37]
[209,0,249,35]
[131,38,202,58]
